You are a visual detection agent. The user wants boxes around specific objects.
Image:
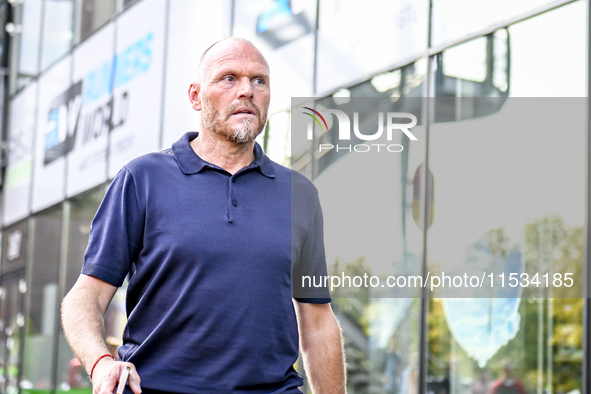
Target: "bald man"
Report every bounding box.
[61,37,346,394]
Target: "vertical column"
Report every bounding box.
[417,0,434,380]
[583,1,591,393]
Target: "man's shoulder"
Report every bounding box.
[123,148,177,175]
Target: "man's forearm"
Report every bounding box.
[62,276,142,394]
[299,305,347,393]
[61,286,112,374]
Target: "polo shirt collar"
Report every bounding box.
[172,132,275,178]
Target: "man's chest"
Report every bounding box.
[135,173,293,283]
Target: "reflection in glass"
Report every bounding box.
[291,60,426,179]
[332,298,421,393]
[79,0,115,42]
[255,0,313,49]
[316,117,425,390]
[427,3,585,393]
[299,60,427,393]
[434,31,509,123]
[427,101,585,391]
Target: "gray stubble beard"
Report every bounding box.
[201,96,267,144]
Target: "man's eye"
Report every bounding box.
[253,78,264,85]
[224,76,235,82]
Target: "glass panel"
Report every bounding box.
[22,206,62,394]
[0,273,27,394]
[316,0,429,94]
[0,2,8,65]
[431,0,556,48]
[0,283,6,394]
[258,110,291,166]
[233,0,316,112]
[123,0,139,8]
[56,187,127,393]
[434,30,509,110]
[293,59,427,393]
[56,188,105,394]
[4,82,37,226]
[507,1,586,97]
[79,0,115,42]
[312,59,426,178]
[0,222,29,394]
[15,0,43,90]
[41,0,75,70]
[427,3,586,394]
[331,298,422,394]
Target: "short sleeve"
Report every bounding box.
[82,167,144,287]
[292,180,331,304]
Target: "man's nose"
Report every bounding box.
[236,77,254,99]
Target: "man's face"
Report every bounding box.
[198,42,270,144]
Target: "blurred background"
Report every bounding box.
[0,0,587,393]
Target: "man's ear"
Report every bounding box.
[188,82,202,111]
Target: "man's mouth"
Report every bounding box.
[232,107,256,116]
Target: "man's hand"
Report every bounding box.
[91,358,141,394]
[294,301,346,394]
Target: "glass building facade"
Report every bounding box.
[0,0,588,394]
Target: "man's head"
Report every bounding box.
[502,361,516,379]
[188,37,270,144]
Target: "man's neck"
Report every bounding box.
[190,130,256,175]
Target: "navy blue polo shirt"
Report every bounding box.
[82,132,330,393]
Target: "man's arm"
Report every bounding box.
[294,301,346,393]
[61,274,142,394]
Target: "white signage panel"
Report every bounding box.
[109,0,166,178]
[67,24,115,197]
[32,56,72,212]
[233,0,316,114]
[316,0,429,94]
[3,83,37,225]
[161,0,231,149]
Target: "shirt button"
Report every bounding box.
[232,201,237,207]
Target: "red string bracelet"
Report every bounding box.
[89,354,114,380]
